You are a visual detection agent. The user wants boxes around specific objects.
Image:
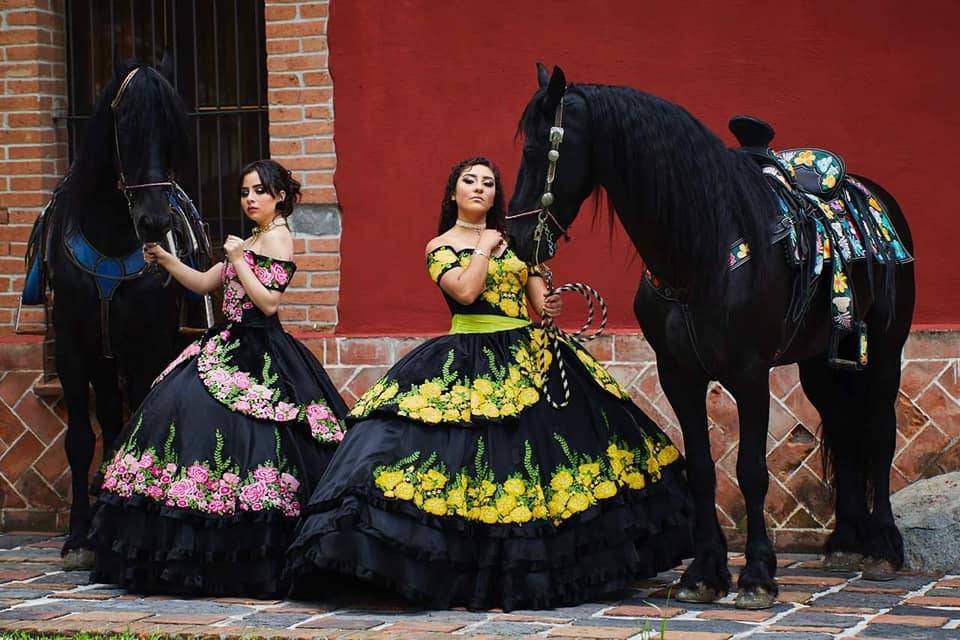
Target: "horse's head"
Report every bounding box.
[108,54,190,242]
[507,64,593,265]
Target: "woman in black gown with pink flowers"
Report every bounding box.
[88,160,347,598]
[286,157,694,610]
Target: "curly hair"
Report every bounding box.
[238,159,302,218]
[437,156,506,235]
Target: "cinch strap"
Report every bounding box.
[449,314,530,334]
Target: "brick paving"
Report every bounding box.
[0,534,956,639]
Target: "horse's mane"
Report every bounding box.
[520,83,775,297]
[70,60,190,203]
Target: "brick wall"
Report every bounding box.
[265,0,340,332]
[2,330,960,545]
[0,0,67,334]
[0,0,341,335]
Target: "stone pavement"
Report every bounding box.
[0,534,957,639]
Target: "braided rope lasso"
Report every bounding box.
[534,265,608,409]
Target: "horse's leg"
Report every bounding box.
[90,357,123,471]
[798,359,869,571]
[56,341,96,568]
[861,335,907,581]
[729,371,778,609]
[659,358,731,602]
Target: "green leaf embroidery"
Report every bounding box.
[554,433,577,466]
[162,423,177,464]
[523,440,540,480]
[440,350,457,385]
[474,437,486,478]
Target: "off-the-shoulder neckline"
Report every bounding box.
[244,249,295,265]
[428,244,513,259]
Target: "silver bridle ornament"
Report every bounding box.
[506,85,569,264]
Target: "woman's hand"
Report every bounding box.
[223,235,246,263]
[542,292,563,318]
[478,229,504,254]
[143,242,174,267]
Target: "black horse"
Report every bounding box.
[508,65,915,609]
[25,57,195,566]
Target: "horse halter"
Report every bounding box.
[110,66,176,239]
[505,86,570,263]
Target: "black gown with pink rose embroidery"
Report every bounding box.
[88,250,348,598]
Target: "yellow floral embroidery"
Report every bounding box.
[350,341,550,422]
[427,246,530,320]
[571,345,627,399]
[818,201,835,220]
[427,247,460,283]
[833,271,848,294]
[351,329,626,422]
[372,431,682,525]
[793,150,816,167]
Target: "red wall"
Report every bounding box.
[331,0,960,334]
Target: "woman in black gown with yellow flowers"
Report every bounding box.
[286,157,693,610]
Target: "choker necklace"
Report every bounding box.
[252,217,286,237]
[455,219,485,231]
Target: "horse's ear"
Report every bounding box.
[157,49,175,84]
[545,66,566,109]
[536,62,549,88]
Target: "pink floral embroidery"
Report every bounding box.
[195,330,347,444]
[305,402,345,443]
[100,421,301,517]
[152,341,202,387]
[220,251,295,322]
[254,265,273,286]
[270,262,289,286]
[222,279,247,321]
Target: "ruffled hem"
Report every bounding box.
[286,470,693,610]
[93,490,299,528]
[89,496,297,597]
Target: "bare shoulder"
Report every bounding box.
[258,226,294,261]
[425,232,455,256]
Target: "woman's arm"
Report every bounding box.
[431,229,503,305]
[224,234,285,317]
[526,271,562,320]
[144,243,221,294]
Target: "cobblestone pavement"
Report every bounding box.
[0,534,957,639]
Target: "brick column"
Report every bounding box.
[0,0,68,334]
[264,0,340,332]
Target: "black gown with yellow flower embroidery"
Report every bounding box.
[286,246,694,610]
[88,251,348,598]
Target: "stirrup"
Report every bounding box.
[829,320,868,371]
[14,296,46,335]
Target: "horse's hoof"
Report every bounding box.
[63,548,94,571]
[735,587,776,610]
[675,582,724,603]
[822,551,864,572]
[862,557,897,581]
